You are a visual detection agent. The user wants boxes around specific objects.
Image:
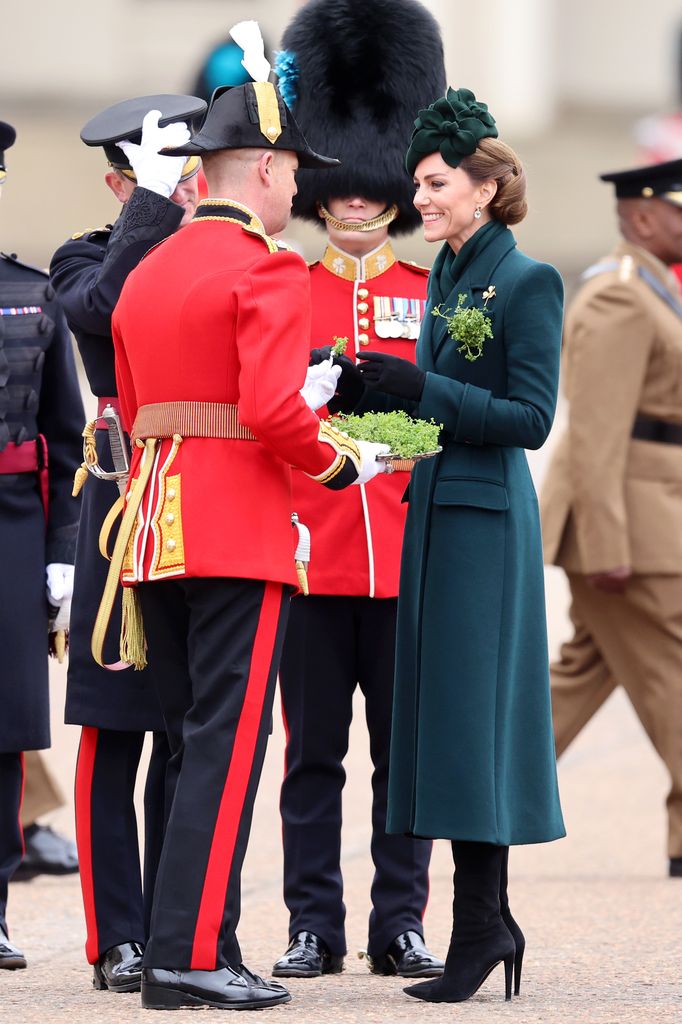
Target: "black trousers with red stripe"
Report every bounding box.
[279,596,432,958]
[138,576,290,971]
[74,727,169,962]
[0,752,24,935]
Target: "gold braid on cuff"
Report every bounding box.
[317,203,399,233]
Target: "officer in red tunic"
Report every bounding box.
[272,0,447,980]
[105,42,388,1010]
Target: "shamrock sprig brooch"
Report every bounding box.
[431,285,496,362]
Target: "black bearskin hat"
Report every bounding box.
[277,0,446,235]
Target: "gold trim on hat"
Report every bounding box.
[117,155,202,184]
[252,82,282,145]
[318,203,399,233]
[662,190,682,208]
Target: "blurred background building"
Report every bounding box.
[2,0,682,275]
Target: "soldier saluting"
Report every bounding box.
[49,94,205,992]
[541,157,682,878]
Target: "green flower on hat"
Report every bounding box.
[406,87,498,176]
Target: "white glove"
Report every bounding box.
[352,441,391,485]
[117,110,191,198]
[300,358,342,411]
[46,563,75,631]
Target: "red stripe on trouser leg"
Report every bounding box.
[75,726,100,964]
[18,753,26,858]
[190,581,282,970]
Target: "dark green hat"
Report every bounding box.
[405,87,498,177]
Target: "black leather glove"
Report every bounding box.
[327,354,366,413]
[357,351,426,401]
[309,345,332,366]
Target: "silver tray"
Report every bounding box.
[376,446,442,472]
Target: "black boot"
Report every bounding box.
[499,846,525,995]
[404,841,515,1003]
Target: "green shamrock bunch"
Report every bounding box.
[432,287,495,362]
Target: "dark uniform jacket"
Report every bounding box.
[50,187,183,730]
[0,252,83,751]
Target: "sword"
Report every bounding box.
[100,404,130,495]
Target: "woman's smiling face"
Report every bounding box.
[412,151,494,249]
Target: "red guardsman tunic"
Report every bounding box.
[112,201,360,589]
[292,240,429,597]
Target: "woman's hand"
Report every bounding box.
[358,351,426,401]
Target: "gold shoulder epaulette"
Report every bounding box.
[619,254,635,282]
[398,257,430,276]
[242,222,280,254]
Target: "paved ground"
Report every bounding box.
[4,542,682,1022]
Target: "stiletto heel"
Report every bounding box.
[504,953,513,1000]
[513,945,523,995]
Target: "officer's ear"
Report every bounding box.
[105,170,133,206]
[258,151,276,188]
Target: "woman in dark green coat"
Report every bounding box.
[357,88,565,1004]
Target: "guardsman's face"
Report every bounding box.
[413,151,492,246]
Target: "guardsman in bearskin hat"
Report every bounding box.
[49,93,206,992]
[271,0,446,980]
[541,158,682,878]
[101,21,388,1011]
[0,119,84,970]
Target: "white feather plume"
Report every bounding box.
[229,20,271,83]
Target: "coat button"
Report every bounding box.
[358,333,369,346]
[358,287,369,299]
[358,318,370,329]
[165,513,175,525]
[166,539,176,552]
[167,488,176,500]
[357,301,369,313]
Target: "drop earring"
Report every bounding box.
[474,206,482,220]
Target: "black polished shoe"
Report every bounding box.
[670,857,682,878]
[272,931,344,978]
[366,931,444,978]
[236,962,289,993]
[0,926,26,970]
[12,824,78,882]
[141,966,291,1009]
[93,941,144,992]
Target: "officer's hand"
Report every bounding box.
[352,440,391,486]
[358,351,426,401]
[309,345,332,366]
[328,354,365,414]
[300,358,342,411]
[117,110,190,199]
[587,566,632,594]
[46,563,75,630]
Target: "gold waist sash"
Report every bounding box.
[132,401,257,443]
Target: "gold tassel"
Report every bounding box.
[120,587,147,670]
[72,463,89,496]
[54,630,67,664]
[295,560,310,596]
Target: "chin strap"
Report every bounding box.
[317,203,399,233]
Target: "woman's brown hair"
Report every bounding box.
[459,138,528,226]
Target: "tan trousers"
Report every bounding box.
[551,573,682,859]
[20,750,65,826]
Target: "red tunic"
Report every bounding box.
[112,201,360,589]
[292,240,429,597]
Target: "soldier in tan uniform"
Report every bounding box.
[541,158,682,878]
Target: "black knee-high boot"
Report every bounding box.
[404,841,515,1003]
[499,846,524,995]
